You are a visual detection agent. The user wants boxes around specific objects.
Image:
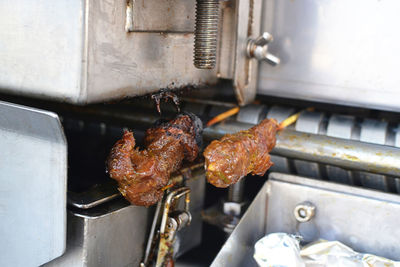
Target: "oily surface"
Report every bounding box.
[107,114,200,206]
[204,119,278,187]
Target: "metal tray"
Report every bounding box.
[212,172,400,266]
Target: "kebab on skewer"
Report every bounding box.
[107,105,304,206]
[203,108,304,187]
[204,118,278,187]
[107,113,202,206]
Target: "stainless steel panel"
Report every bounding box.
[212,173,400,266]
[0,101,67,267]
[266,173,400,259]
[259,0,400,112]
[131,0,196,32]
[0,0,217,104]
[0,0,84,102]
[44,203,151,267]
[45,169,205,267]
[85,0,217,103]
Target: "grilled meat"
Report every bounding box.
[107,113,202,206]
[203,118,278,187]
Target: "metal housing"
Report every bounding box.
[0,0,217,104]
[258,0,400,112]
[212,173,400,266]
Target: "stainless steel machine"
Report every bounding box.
[1,0,400,266]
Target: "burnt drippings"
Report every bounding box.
[107,113,203,206]
[203,119,278,188]
[151,89,181,114]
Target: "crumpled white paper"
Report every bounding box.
[253,233,305,267]
[254,233,400,267]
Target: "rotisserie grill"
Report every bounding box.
[2,0,400,266]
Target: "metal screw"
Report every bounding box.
[194,0,220,69]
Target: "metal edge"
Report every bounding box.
[269,172,400,204]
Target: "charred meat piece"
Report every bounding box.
[107,113,202,206]
[203,118,278,187]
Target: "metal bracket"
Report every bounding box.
[156,187,191,267]
[141,187,192,267]
[218,0,265,105]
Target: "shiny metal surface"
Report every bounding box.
[44,201,151,267]
[275,129,400,177]
[212,173,400,266]
[259,0,400,112]
[0,0,84,102]
[0,101,67,267]
[130,0,196,32]
[266,173,400,259]
[68,180,120,209]
[0,0,217,104]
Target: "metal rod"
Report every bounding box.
[59,104,400,179]
[204,121,400,177]
[228,179,244,203]
[141,201,162,267]
[275,129,400,177]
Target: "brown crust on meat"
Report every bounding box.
[203,119,278,188]
[107,115,200,206]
